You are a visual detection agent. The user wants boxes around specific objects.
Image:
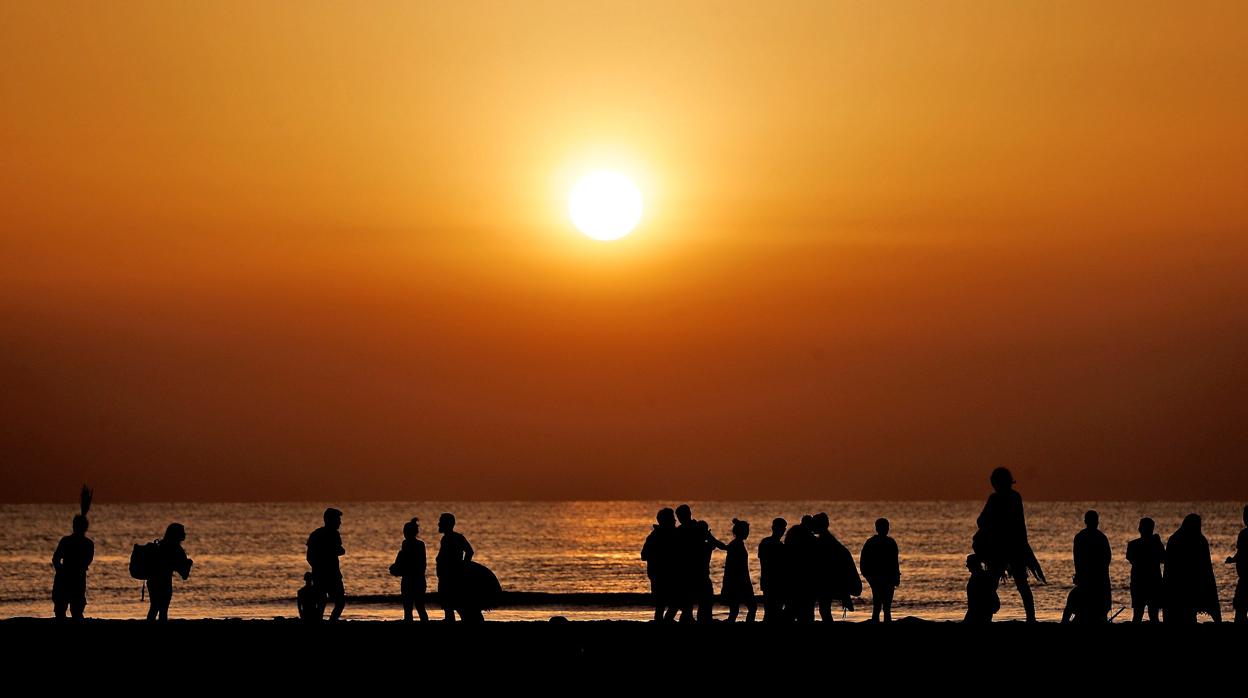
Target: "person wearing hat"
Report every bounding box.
[972,467,1044,622]
[306,507,347,621]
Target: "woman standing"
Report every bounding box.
[973,467,1044,622]
[146,523,193,621]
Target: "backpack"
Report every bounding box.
[129,540,161,580]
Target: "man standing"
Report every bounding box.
[307,507,346,621]
[1070,510,1112,623]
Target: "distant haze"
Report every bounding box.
[2,2,1246,501]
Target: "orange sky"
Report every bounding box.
[2,2,1246,501]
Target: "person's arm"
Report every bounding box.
[51,539,64,571]
[85,539,94,569]
[463,536,474,563]
[707,529,728,551]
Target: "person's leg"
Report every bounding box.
[1132,605,1143,623]
[329,590,345,621]
[1147,603,1159,623]
[882,586,894,622]
[403,597,413,622]
[818,597,832,622]
[416,589,429,622]
[745,595,757,623]
[726,601,739,622]
[1011,565,1036,622]
[71,597,86,621]
[869,583,881,622]
[54,598,67,620]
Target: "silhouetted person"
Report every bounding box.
[390,517,429,622]
[51,486,94,621]
[722,519,757,622]
[146,523,192,622]
[1229,505,1247,623]
[785,515,818,622]
[436,512,475,622]
[1126,517,1164,623]
[1163,513,1221,624]
[964,554,999,623]
[812,512,861,621]
[860,517,900,623]
[674,504,725,623]
[307,507,346,621]
[297,572,322,622]
[973,467,1044,622]
[641,507,679,622]
[758,517,788,623]
[1067,510,1111,623]
[693,519,726,622]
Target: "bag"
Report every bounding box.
[129,540,160,580]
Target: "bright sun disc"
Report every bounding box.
[568,171,643,240]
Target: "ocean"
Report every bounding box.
[1,501,1242,621]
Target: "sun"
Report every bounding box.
[568,171,643,241]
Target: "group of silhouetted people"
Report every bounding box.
[299,508,488,623]
[642,504,898,622]
[48,478,1248,624]
[966,467,1246,624]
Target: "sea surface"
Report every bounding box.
[1,501,1242,621]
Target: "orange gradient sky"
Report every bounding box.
[2,1,1246,501]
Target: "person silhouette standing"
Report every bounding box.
[1069,510,1112,623]
[146,523,192,622]
[1126,517,1164,622]
[812,512,861,622]
[390,517,428,622]
[785,515,818,623]
[641,508,679,622]
[860,517,900,623]
[973,467,1044,622]
[51,486,95,621]
[436,512,474,622]
[1163,513,1221,624]
[722,519,757,622]
[758,517,788,623]
[307,507,346,621]
[673,504,725,623]
[1228,505,1247,623]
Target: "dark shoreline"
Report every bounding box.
[6,616,1244,688]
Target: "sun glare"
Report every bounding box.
[568,171,643,241]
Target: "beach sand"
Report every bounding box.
[5,616,1240,688]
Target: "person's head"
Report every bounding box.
[304,571,314,584]
[1084,510,1099,530]
[990,467,1015,493]
[72,514,89,535]
[812,512,830,533]
[404,518,419,540]
[438,512,455,533]
[875,518,890,536]
[696,519,710,534]
[966,554,982,573]
[800,514,814,528]
[163,522,186,543]
[1181,513,1201,534]
[1138,517,1155,536]
[732,518,750,540]
[771,517,787,537]
[656,507,676,528]
[675,504,692,524]
[324,507,343,530]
